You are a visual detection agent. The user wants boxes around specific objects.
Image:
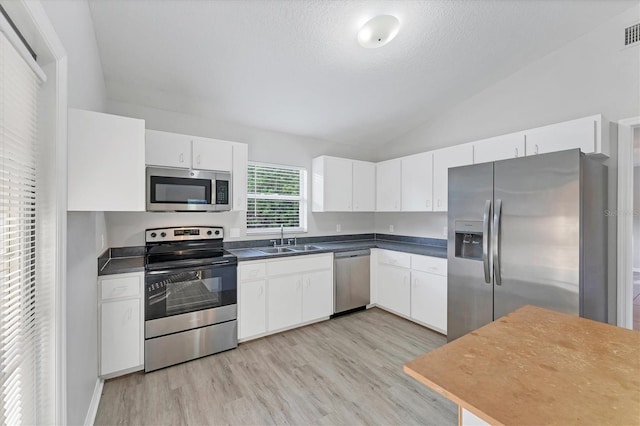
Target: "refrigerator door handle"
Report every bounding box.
[493,199,502,286]
[482,199,492,284]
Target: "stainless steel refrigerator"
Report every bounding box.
[447,149,607,342]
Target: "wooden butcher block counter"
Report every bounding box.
[404,305,640,426]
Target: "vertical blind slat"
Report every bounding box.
[0,27,42,426]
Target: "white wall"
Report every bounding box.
[374,5,640,240]
[40,1,107,425]
[105,100,376,247]
[375,4,640,160]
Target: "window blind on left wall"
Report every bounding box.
[0,26,45,425]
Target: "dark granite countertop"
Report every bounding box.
[98,246,145,276]
[98,234,447,274]
[229,237,446,261]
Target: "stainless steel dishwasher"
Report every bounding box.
[334,249,370,315]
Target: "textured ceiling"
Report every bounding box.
[88,0,636,145]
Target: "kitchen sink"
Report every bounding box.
[289,245,322,252]
[258,247,294,254]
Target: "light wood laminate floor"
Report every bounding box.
[94,308,457,425]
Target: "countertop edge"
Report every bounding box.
[403,364,503,426]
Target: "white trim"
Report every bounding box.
[634,268,640,273]
[617,116,640,330]
[83,379,104,426]
[0,9,46,82]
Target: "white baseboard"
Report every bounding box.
[633,268,640,273]
[84,378,104,426]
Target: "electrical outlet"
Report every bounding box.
[336,224,341,232]
[443,226,448,237]
[389,225,394,233]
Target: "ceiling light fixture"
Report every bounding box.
[357,15,400,49]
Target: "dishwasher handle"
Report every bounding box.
[334,249,371,259]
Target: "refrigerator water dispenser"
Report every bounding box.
[454,221,483,261]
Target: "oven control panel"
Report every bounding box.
[145,226,224,243]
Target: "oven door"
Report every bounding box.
[146,167,217,211]
[145,263,237,322]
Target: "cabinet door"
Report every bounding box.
[432,144,474,212]
[353,160,376,211]
[525,116,598,156]
[192,138,233,171]
[401,152,433,211]
[68,109,145,211]
[376,264,410,316]
[376,159,402,211]
[232,143,248,211]
[145,129,191,168]
[324,157,353,211]
[411,270,447,333]
[239,279,266,339]
[302,270,333,322]
[474,133,525,164]
[267,275,302,331]
[100,298,141,376]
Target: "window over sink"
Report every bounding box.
[247,162,307,234]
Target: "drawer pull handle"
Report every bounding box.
[111,286,127,294]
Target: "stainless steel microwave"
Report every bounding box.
[146,166,232,212]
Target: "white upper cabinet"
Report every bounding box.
[473,133,525,164]
[145,129,191,168]
[401,152,433,211]
[145,130,234,171]
[376,159,402,212]
[68,109,145,211]
[353,160,376,211]
[192,138,233,171]
[524,115,607,157]
[312,156,352,211]
[312,156,375,212]
[432,143,474,212]
[232,143,248,211]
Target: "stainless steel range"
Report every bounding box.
[144,226,237,372]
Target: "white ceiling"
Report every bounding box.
[88,0,635,145]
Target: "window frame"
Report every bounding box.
[246,161,308,235]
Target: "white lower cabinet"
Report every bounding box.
[238,253,333,341]
[302,269,333,323]
[373,249,448,334]
[267,275,303,331]
[98,272,144,378]
[377,264,411,317]
[238,279,267,339]
[411,271,447,333]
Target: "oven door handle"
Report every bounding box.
[146,260,235,276]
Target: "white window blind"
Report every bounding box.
[0,28,43,425]
[247,163,307,233]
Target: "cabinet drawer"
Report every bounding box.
[239,262,266,281]
[411,255,447,276]
[377,250,411,269]
[100,275,141,300]
[267,254,333,277]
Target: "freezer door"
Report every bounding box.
[493,149,580,320]
[447,162,494,342]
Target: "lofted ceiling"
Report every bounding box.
[88,0,636,145]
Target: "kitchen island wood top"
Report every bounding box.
[404,305,640,426]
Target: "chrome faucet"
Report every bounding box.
[280,224,285,246]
